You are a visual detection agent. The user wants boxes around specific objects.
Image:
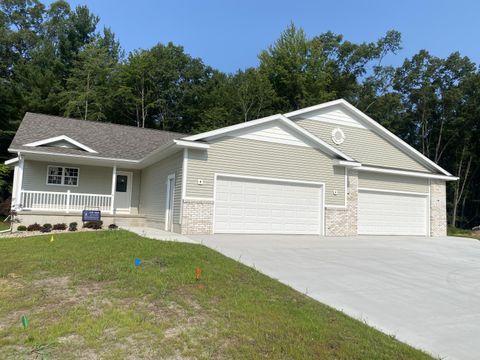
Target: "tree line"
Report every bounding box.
[1,0,479,228]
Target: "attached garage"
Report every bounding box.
[358,189,429,236]
[214,175,324,234]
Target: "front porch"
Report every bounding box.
[11,158,140,216]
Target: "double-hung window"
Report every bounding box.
[47,166,79,186]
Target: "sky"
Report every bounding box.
[47,0,480,73]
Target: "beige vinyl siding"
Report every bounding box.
[22,160,112,194]
[138,152,183,225]
[186,137,345,206]
[358,172,429,193]
[295,119,431,172]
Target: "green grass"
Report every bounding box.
[448,226,480,240]
[0,218,10,231]
[0,231,433,359]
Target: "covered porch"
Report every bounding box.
[10,155,140,216]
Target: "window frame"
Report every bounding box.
[46,165,80,187]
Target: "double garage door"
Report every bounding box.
[214,176,323,234]
[213,176,428,236]
[358,190,428,236]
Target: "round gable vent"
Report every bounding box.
[331,128,345,145]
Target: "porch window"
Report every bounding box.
[47,166,79,186]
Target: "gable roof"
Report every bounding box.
[183,114,354,161]
[9,112,185,161]
[285,99,453,176]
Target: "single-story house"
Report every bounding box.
[6,99,457,236]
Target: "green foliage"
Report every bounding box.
[17,225,27,231]
[52,223,67,230]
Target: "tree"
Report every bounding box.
[259,23,401,111]
[61,40,117,121]
[117,50,157,127]
[231,68,276,122]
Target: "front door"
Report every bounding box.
[115,171,133,213]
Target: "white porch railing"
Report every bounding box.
[20,190,113,213]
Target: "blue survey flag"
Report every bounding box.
[134,258,141,267]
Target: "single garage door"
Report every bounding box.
[214,176,323,234]
[358,190,428,235]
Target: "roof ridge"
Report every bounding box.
[24,112,188,137]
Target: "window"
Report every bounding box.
[116,175,128,192]
[47,166,79,186]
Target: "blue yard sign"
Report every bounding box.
[82,210,101,222]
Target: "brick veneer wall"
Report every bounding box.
[430,179,447,236]
[180,199,214,235]
[325,170,358,236]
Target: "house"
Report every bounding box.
[5,99,457,236]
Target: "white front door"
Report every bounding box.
[214,176,323,234]
[115,171,133,213]
[165,174,175,231]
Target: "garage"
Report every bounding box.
[358,189,429,235]
[214,175,324,234]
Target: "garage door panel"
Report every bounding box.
[358,190,428,236]
[214,177,323,234]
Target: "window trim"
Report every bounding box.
[46,165,80,187]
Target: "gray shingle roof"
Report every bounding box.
[9,112,186,160]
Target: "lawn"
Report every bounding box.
[0,218,10,231]
[0,231,433,359]
[448,226,480,240]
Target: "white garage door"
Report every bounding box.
[214,176,323,234]
[358,190,428,235]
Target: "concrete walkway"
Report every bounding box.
[191,234,480,360]
[121,226,199,244]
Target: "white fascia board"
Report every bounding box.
[9,148,139,165]
[333,159,362,168]
[182,114,284,141]
[284,99,453,177]
[4,157,19,166]
[182,113,352,161]
[173,139,210,149]
[24,135,98,154]
[358,166,458,181]
[276,115,353,161]
[284,99,347,118]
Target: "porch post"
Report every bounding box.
[66,190,71,213]
[12,155,24,209]
[111,165,117,214]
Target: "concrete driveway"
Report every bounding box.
[190,234,480,360]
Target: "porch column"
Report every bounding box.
[12,156,24,209]
[111,165,117,214]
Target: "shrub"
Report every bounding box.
[17,225,27,231]
[108,224,118,230]
[43,223,52,229]
[68,222,78,232]
[83,220,103,230]
[40,226,51,233]
[27,223,42,231]
[53,223,67,231]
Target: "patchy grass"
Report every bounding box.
[0,231,433,359]
[448,226,480,240]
